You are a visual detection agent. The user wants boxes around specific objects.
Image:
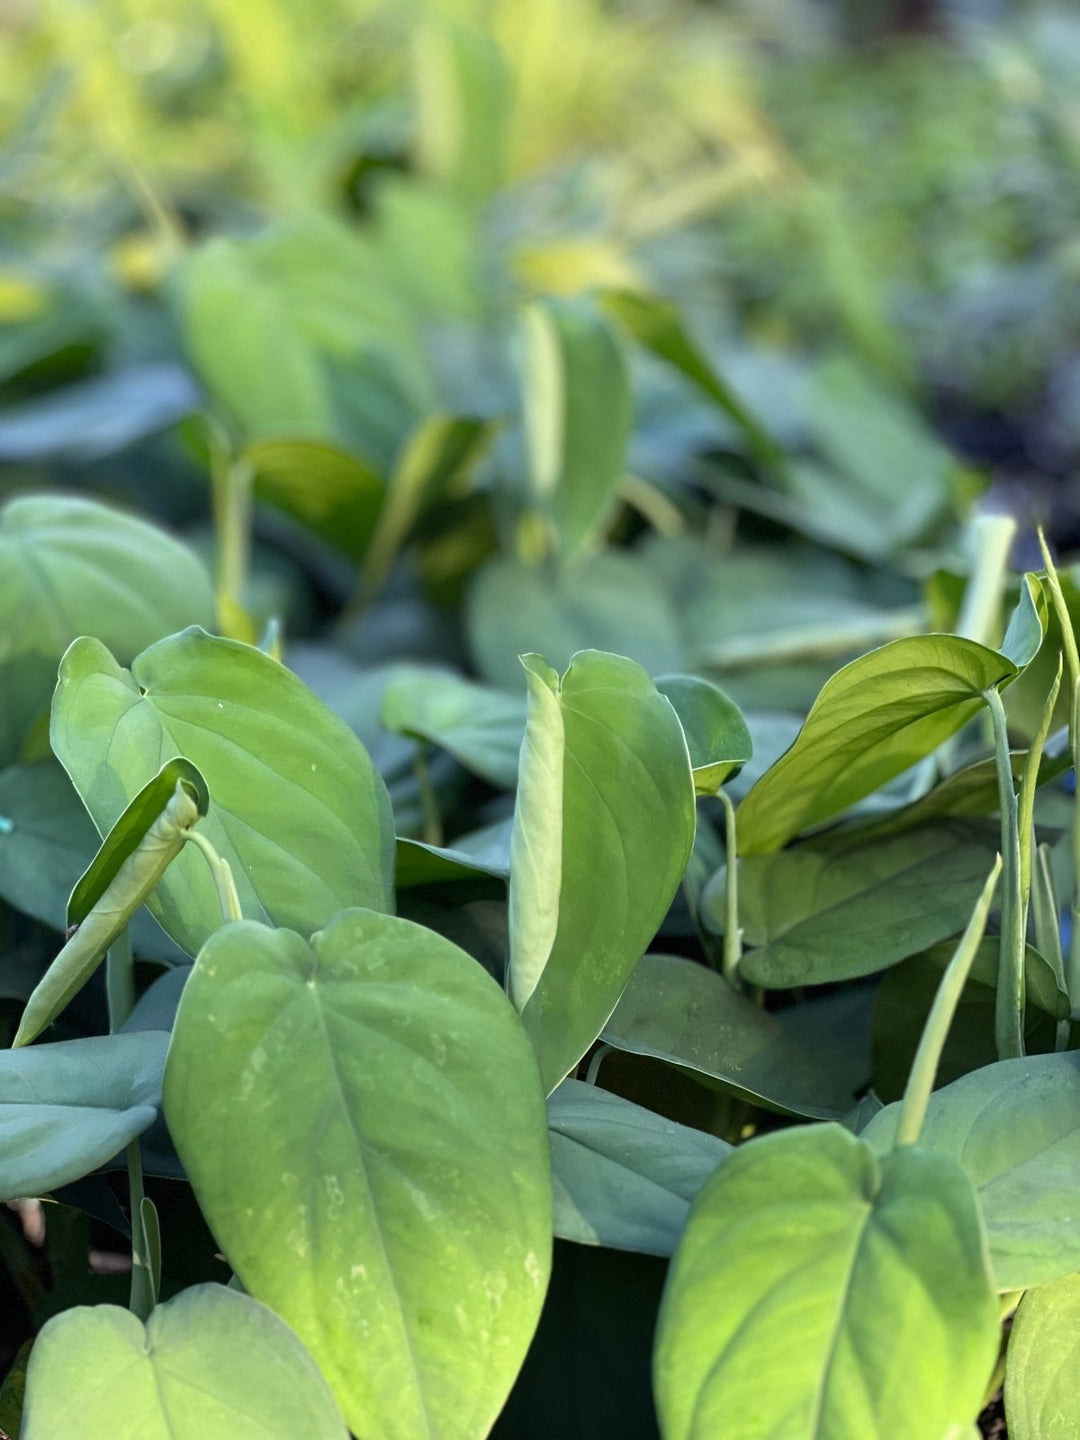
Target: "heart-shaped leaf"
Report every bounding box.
[863,1052,1080,1290]
[20,1283,347,1439]
[0,1031,167,1202]
[655,674,752,793]
[1005,1271,1080,1440]
[0,495,213,765]
[654,1124,999,1439]
[601,953,871,1119]
[548,1079,730,1257]
[51,628,395,956]
[164,909,552,1439]
[723,820,1001,988]
[508,650,696,1092]
[737,592,1044,854]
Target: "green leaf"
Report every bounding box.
[655,675,751,793]
[1005,1271,1080,1440]
[468,551,684,691]
[244,439,385,561]
[0,1340,29,1440]
[599,289,781,469]
[737,631,1038,855]
[0,1031,166,1202]
[654,1124,999,1440]
[547,1079,730,1257]
[182,238,331,439]
[163,909,552,1439]
[602,954,871,1119]
[67,758,208,928]
[0,760,183,960]
[363,414,495,597]
[863,1052,1080,1290]
[722,820,1000,988]
[523,298,631,558]
[20,1283,347,1440]
[394,831,510,888]
[415,18,510,204]
[508,651,696,1092]
[51,628,395,957]
[0,494,214,765]
[381,669,526,789]
[15,781,200,1046]
[872,939,1068,1102]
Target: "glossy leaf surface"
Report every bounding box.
[0,1031,166,1202]
[548,1079,729,1257]
[21,1284,347,1440]
[508,651,696,1092]
[51,628,395,955]
[654,1124,998,1439]
[0,495,213,765]
[738,630,1037,854]
[723,820,1000,988]
[655,674,752,793]
[1005,1272,1080,1440]
[602,953,871,1119]
[164,909,551,1439]
[863,1052,1080,1289]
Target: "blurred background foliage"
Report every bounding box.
[2,0,1080,661]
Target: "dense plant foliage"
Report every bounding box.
[4,3,1080,1437]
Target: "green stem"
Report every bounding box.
[896,855,1002,1148]
[210,437,254,640]
[106,928,135,1033]
[986,686,1026,1060]
[184,830,243,925]
[716,789,742,987]
[126,1139,154,1322]
[1017,654,1062,923]
[1037,529,1080,699]
[1032,843,1071,1051]
[1069,678,1080,1010]
[414,747,444,849]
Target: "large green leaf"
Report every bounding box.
[51,628,395,956]
[244,438,385,561]
[381,669,526,788]
[0,1031,166,1202]
[547,1079,729,1257]
[164,909,552,1439]
[720,820,1000,988]
[0,494,213,765]
[655,675,751,793]
[523,298,631,558]
[654,1124,999,1439]
[737,630,1037,855]
[601,954,871,1119]
[468,551,685,690]
[20,1283,347,1439]
[1005,1272,1080,1440]
[863,1053,1080,1290]
[508,651,696,1092]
